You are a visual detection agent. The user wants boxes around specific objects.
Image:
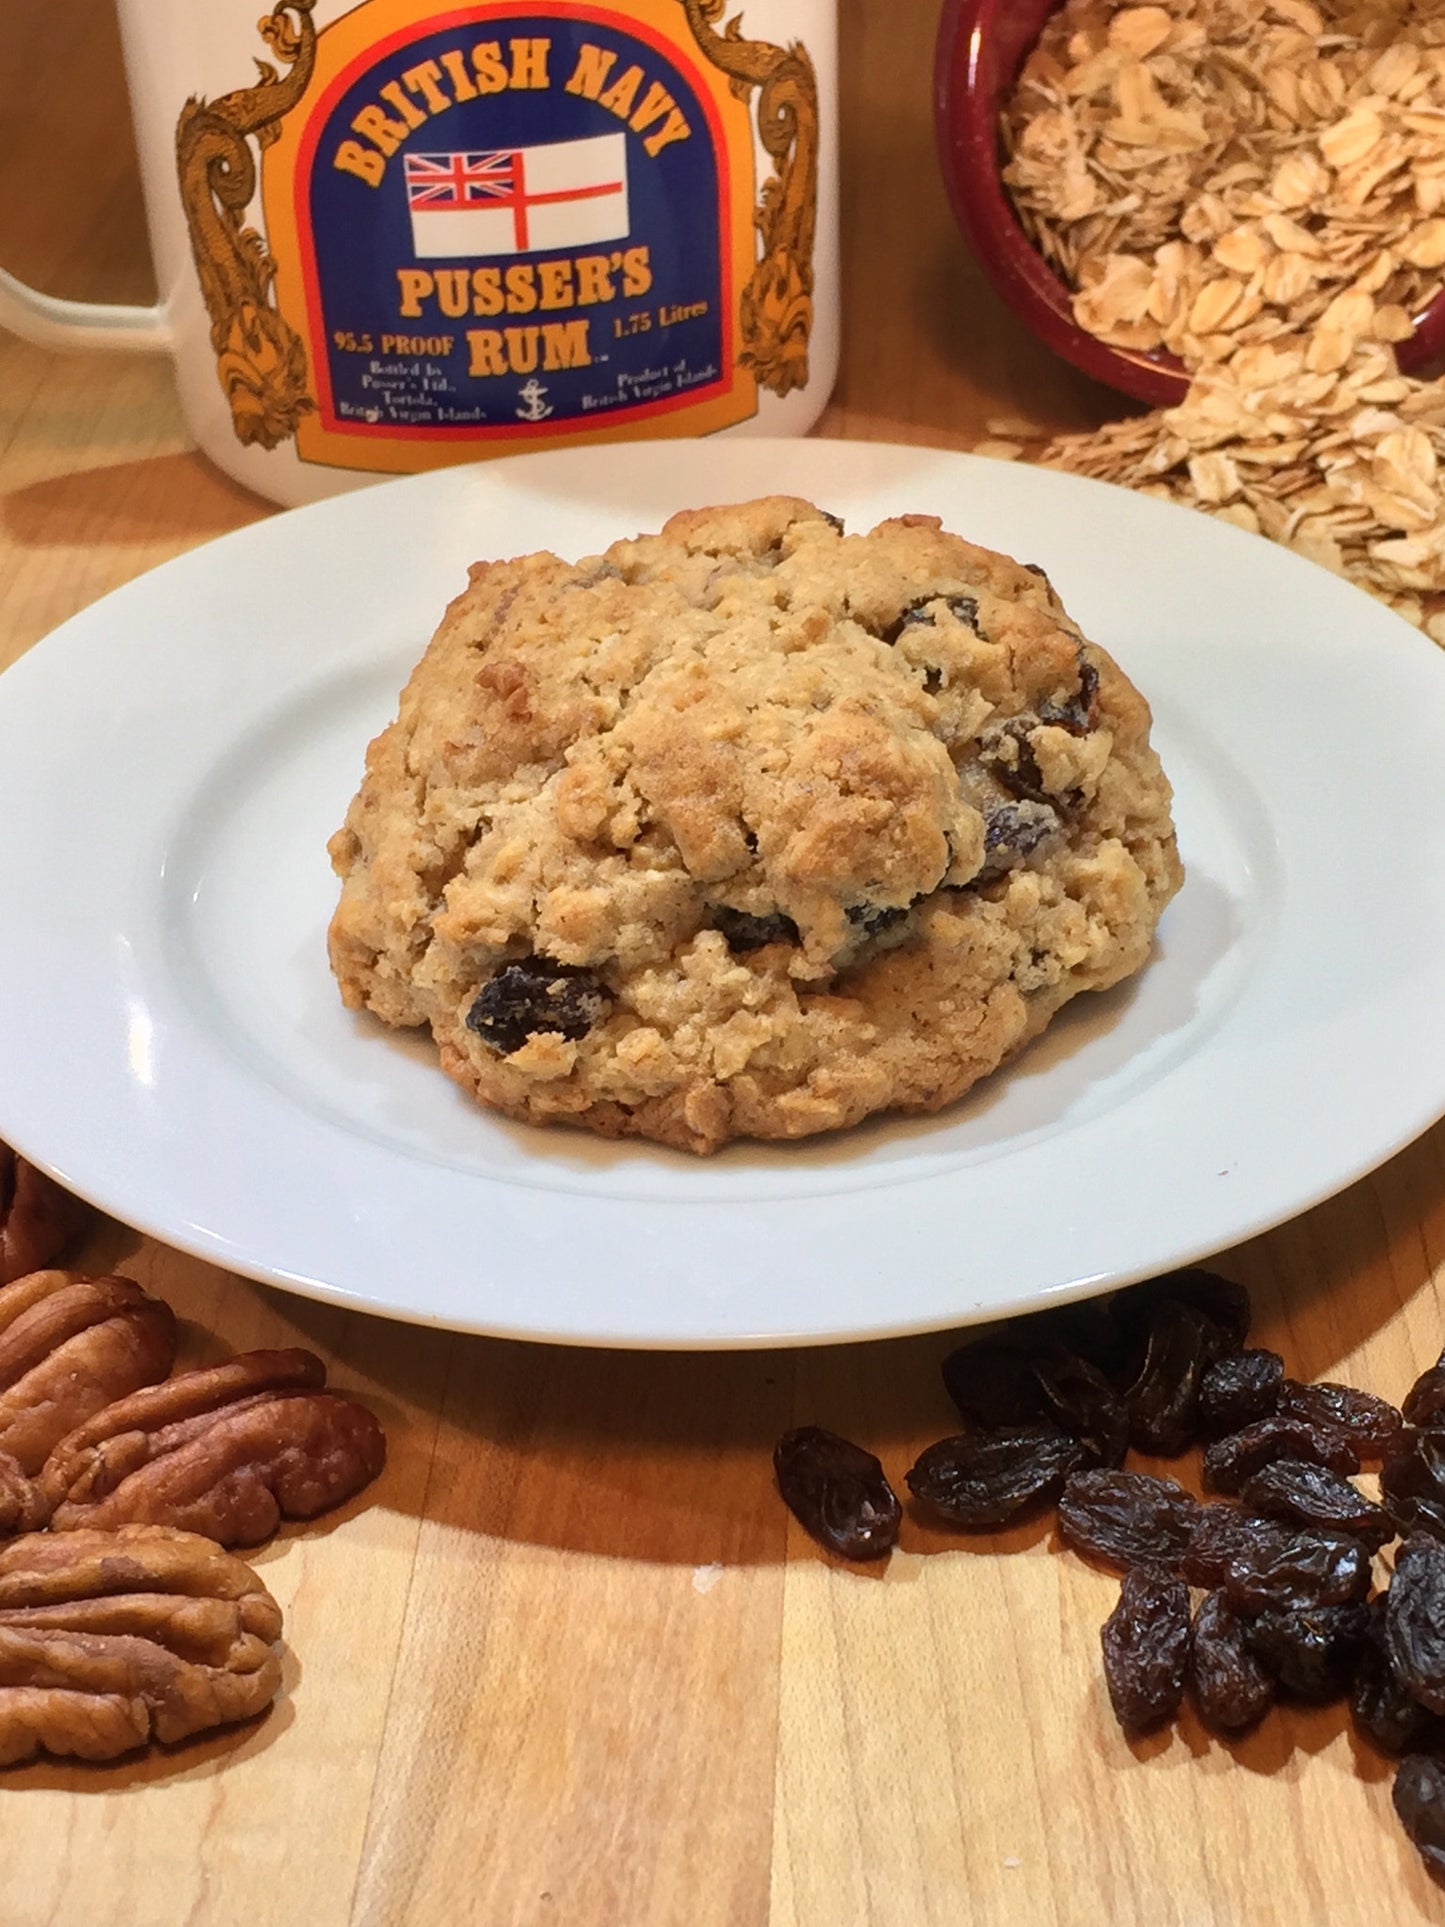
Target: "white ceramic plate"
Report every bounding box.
[2,439,1444,1348]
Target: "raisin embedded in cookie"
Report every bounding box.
[327,497,1183,1153]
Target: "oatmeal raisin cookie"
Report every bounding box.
[327,497,1182,1153]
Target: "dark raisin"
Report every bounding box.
[979,719,1048,803]
[1386,1538,1445,1714]
[940,1337,1048,1432]
[922,667,943,694]
[1224,1530,1372,1617]
[1404,1356,1445,1429]
[845,902,910,937]
[905,1425,1085,1529]
[1202,1416,1361,1494]
[711,906,799,951]
[1276,1379,1404,1459]
[939,1336,1126,1465]
[1353,1598,1445,1756]
[818,510,845,534]
[1038,658,1100,735]
[773,1427,901,1561]
[465,956,612,1054]
[1057,1470,1200,1572]
[1245,1601,1370,1702]
[1029,1346,1130,1467]
[1394,1753,1445,1877]
[980,800,1060,875]
[1100,1567,1192,1736]
[1381,1430,1445,1542]
[1183,1506,1289,1590]
[1029,1299,1136,1384]
[1190,1589,1275,1732]
[1108,1271,1247,1440]
[883,593,982,644]
[1122,1297,1219,1456]
[1198,1349,1284,1436]
[1113,1268,1251,1357]
[1238,1458,1394,1551]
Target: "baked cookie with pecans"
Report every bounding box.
[327,497,1182,1154]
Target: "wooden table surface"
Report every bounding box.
[3,3,1445,1922]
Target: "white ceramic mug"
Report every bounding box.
[0,0,838,507]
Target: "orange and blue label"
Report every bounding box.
[263,0,760,471]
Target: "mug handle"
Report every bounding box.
[0,265,171,353]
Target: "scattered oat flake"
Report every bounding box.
[986,415,1048,438]
[692,1563,724,1594]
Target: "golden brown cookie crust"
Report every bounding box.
[328,497,1183,1154]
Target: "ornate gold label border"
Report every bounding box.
[174,2,319,449]
[681,0,819,398]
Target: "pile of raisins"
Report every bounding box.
[773,1267,1445,1883]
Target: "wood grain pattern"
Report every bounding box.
[2,2,1445,1922]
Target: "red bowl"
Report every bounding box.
[933,0,1445,405]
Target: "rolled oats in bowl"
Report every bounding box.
[993,0,1445,644]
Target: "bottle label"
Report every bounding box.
[173,0,820,472]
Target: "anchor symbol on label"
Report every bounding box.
[515,379,553,422]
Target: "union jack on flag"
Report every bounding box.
[401,135,630,259]
[403,151,516,210]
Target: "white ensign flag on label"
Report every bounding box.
[403,134,630,259]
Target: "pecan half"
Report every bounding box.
[0,1148,85,1285]
[0,1271,176,1474]
[0,1523,283,1763]
[38,1348,386,1546]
